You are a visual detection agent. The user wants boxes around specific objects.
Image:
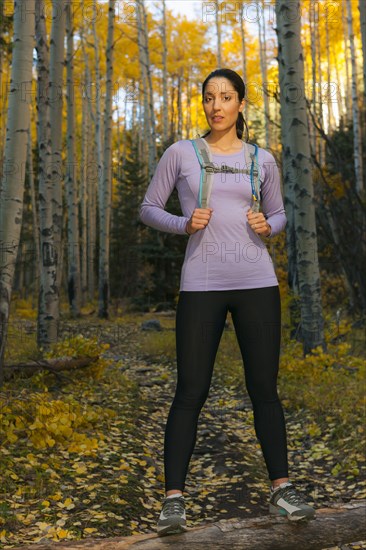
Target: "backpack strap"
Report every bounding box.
[191,138,261,210]
[190,138,215,208]
[249,142,260,212]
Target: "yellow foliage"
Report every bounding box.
[0,388,114,452]
[44,334,110,379]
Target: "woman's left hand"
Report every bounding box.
[246,207,272,237]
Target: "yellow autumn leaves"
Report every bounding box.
[1,392,112,452]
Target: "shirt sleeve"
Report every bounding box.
[260,150,287,237]
[138,142,191,235]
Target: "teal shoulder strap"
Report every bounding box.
[250,143,260,212]
[191,138,261,210]
[190,138,215,208]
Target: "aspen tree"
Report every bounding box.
[0,0,35,378]
[275,0,325,354]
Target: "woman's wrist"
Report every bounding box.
[264,223,272,237]
[185,220,191,235]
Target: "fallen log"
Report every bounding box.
[4,355,99,371]
[3,356,99,379]
[11,500,366,550]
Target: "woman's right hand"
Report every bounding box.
[186,208,213,235]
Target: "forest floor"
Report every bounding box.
[0,307,365,548]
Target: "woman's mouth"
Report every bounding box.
[212,116,224,122]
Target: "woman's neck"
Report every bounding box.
[203,131,242,151]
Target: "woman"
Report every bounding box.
[139,68,315,536]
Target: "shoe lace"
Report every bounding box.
[164,497,184,516]
[280,486,307,505]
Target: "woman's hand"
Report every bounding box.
[186,208,213,235]
[246,207,272,237]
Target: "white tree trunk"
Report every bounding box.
[215,0,222,67]
[359,0,366,178]
[98,0,116,318]
[360,0,366,99]
[325,11,334,132]
[342,1,352,124]
[309,0,317,154]
[49,0,66,291]
[346,0,364,195]
[80,65,88,306]
[80,1,96,302]
[65,0,81,317]
[185,71,192,138]
[0,0,35,378]
[92,0,103,210]
[36,0,61,347]
[161,0,169,144]
[177,69,183,139]
[315,4,324,164]
[26,124,40,296]
[138,0,157,176]
[275,0,325,354]
[86,107,96,302]
[258,0,270,148]
[240,5,248,123]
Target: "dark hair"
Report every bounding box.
[200,68,249,142]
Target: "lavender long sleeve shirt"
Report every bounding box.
[139,139,287,291]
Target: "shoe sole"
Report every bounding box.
[269,503,315,521]
[157,523,188,536]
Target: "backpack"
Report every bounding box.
[190,138,260,212]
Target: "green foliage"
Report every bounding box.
[110,130,148,304]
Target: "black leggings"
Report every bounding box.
[164,286,289,492]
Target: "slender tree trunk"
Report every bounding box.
[169,77,175,139]
[315,3,324,164]
[240,4,249,123]
[98,0,116,319]
[258,0,270,148]
[87,132,96,302]
[35,0,59,347]
[177,69,183,140]
[359,0,366,178]
[333,41,344,124]
[136,0,149,175]
[27,124,40,301]
[346,0,364,196]
[161,0,168,144]
[0,0,35,380]
[80,64,88,306]
[325,10,334,132]
[185,71,192,138]
[275,0,326,355]
[0,0,5,155]
[65,0,81,317]
[137,0,157,177]
[309,0,317,154]
[80,2,96,303]
[92,0,103,214]
[121,85,128,176]
[49,0,66,293]
[342,1,352,124]
[215,0,222,67]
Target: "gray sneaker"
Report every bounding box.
[157,495,187,536]
[269,482,316,521]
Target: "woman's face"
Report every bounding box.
[202,77,245,133]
